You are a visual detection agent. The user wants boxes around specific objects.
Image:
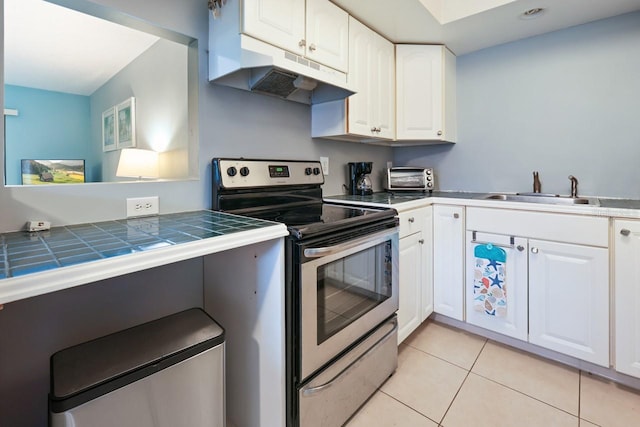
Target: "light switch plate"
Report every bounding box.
[320,157,329,175]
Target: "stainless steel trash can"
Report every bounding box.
[49,308,225,427]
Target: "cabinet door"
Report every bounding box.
[305,0,348,72]
[346,17,394,140]
[396,45,443,140]
[433,205,465,321]
[614,220,640,378]
[243,0,305,54]
[347,17,375,137]
[370,30,395,139]
[398,232,423,344]
[466,233,528,341]
[421,207,434,321]
[528,239,609,367]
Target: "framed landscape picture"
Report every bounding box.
[102,107,116,152]
[116,97,136,149]
[21,160,85,185]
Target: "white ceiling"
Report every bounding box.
[4,0,159,96]
[332,0,640,55]
[7,0,639,96]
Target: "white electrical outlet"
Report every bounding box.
[320,157,329,175]
[126,196,159,217]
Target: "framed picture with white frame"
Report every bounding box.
[116,97,136,149]
[102,107,116,152]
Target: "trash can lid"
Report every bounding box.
[50,308,224,409]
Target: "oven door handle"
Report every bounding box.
[303,229,397,258]
[301,318,398,397]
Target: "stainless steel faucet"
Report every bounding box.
[533,171,541,193]
[568,175,578,198]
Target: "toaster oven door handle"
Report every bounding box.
[303,229,396,258]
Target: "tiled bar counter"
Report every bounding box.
[0,210,287,304]
[0,210,288,427]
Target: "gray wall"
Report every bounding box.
[395,11,640,198]
[0,258,204,427]
[92,39,190,182]
[0,0,392,233]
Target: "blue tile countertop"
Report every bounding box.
[0,210,288,304]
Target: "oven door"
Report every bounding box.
[299,227,399,380]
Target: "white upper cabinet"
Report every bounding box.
[312,16,395,141]
[305,0,349,72]
[243,0,348,72]
[614,219,640,378]
[243,0,305,55]
[347,17,395,139]
[396,45,456,142]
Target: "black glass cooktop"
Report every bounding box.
[239,202,397,239]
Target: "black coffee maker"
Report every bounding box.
[348,162,373,196]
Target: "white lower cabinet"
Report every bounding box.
[433,205,465,321]
[465,207,609,367]
[466,232,528,341]
[528,239,609,367]
[614,219,640,378]
[397,206,432,343]
[398,232,424,343]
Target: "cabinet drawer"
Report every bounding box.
[466,207,608,247]
[398,207,429,238]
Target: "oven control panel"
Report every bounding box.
[215,158,324,188]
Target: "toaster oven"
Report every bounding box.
[385,167,434,192]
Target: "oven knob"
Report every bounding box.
[426,170,432,175]
[227,166,237,177]
[313,167,321,175]
[305,167,313,175]
[240,166,250,177]
[427,182,434,187]
[427,176,433,181]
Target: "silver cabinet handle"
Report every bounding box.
[437,130,443,136]
[419,239,424,244]
[308,43,316,52]
[299,39,306,47]
[408,217,415,223]
[453,213,460,219]
[517,245,525,252]
[531,247,539,254]
[621,229,631,236]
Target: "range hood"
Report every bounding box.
[208,33,355,104]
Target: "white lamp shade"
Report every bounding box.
[116,148,159,179]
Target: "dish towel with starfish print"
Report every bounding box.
[473,243,507,317]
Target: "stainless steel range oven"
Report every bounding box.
[212,158,399,427]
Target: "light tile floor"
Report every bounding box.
[346,320,640,427]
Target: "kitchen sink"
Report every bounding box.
[480,193,600,206]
